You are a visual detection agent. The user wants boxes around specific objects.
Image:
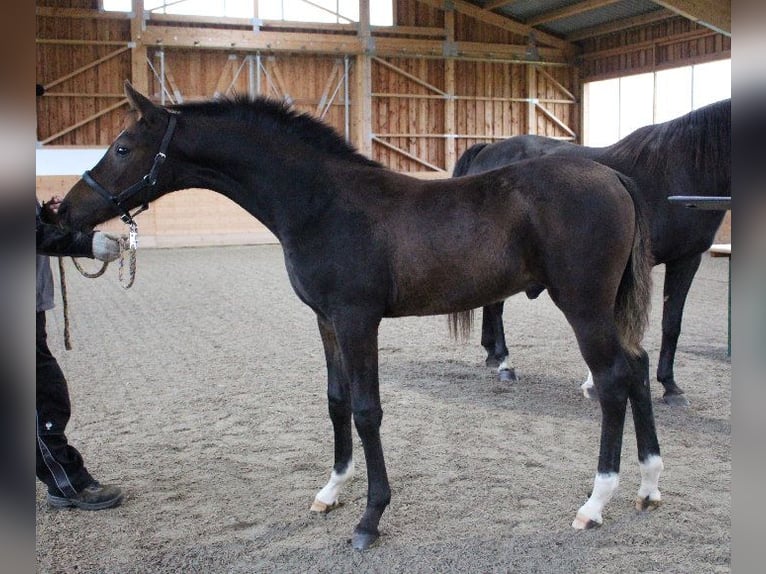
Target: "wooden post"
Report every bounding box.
[444,7,456,173]
[130,0,149,94]
[352,0,372,156]
[526,64,537,135]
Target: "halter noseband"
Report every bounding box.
[82,112,178,226]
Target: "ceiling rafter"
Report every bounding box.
[566,8,675,41]
[651,0,730,35]
[416,0,574,52]
[526,0,623,28]
[482,0,521,11]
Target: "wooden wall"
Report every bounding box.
[36,1,730,246]
[579,15,731,81]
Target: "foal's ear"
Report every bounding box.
[124,80,162,124]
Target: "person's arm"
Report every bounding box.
[36,198,120,261]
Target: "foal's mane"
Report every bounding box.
[170,95,383,168]
[608,98,730,177]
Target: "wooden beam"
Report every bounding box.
[416,0,573,52]
[43,46,131,90]
[579,28,716,60]
[651,0,730,35]
[566,8,674,41]
[372,57,446,96]
[483,1,521,11]
[131,1,149,94]
[352,0,372,156]
[139,25,569,63]
[535,102,576,137]
[41,99,129,145]
[36,6,130,19]
[527,0,622,27]
[527,65,536,135]
[372,136,444,172]
[444,7,456,173]
[141,26,363,55]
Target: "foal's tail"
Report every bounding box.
[615,174,654,357]
[452,143,489,177]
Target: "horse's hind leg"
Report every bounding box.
[311,316,355,513]
[481,302,516,381]
[628,349,664,510]
[657,254,701,406]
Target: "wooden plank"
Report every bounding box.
[37,6,131,19]
[537,67,575,101]
[526,64,536,135]
[535,102,576,137]
[40,98,128,144]
[372,57,446,95]
[444,8,456,173]
[44,46,131,90]
[372,136,444,172]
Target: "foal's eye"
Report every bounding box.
[115,146,130,156]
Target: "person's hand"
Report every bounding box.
[41,196,63,223]
[92,232,121,262]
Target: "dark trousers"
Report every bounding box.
[36,311,93,496]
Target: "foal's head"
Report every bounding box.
[59,81,176,231]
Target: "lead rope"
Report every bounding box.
[60,228,138,349]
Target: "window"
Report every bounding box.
[102,0,394,26]
[583,59,730,146]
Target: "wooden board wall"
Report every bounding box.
[36,1,729,247]
[579,15,731,81]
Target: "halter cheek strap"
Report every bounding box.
[83,112,178,226]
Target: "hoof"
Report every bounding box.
[572,512,601,530]
[635,496,662,512]
[350,528,379,550]
[310,499,342,514]
[662,392,689,407]
[498,368,516,382]
[582,385,598,401]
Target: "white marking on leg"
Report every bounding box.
[498,359,508,373]
[312,460,354,511]
[580,370,594,398]
[572,472,619,529]
[636,454,664,507]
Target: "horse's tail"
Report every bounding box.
[452,143,489,177]
[448,309,475,342]
[614,173,654,357]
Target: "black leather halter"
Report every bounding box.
[82,113,178,226]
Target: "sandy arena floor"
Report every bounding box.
[36,244,730,573]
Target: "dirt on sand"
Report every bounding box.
[36,245,730,573]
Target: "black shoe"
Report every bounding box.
[47,481,123,511]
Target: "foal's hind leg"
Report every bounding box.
[566,316,635,529]
[481,301,516,381]
[311,316,355,513]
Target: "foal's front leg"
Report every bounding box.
[334,313,390,550]
[311,316,355,513]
